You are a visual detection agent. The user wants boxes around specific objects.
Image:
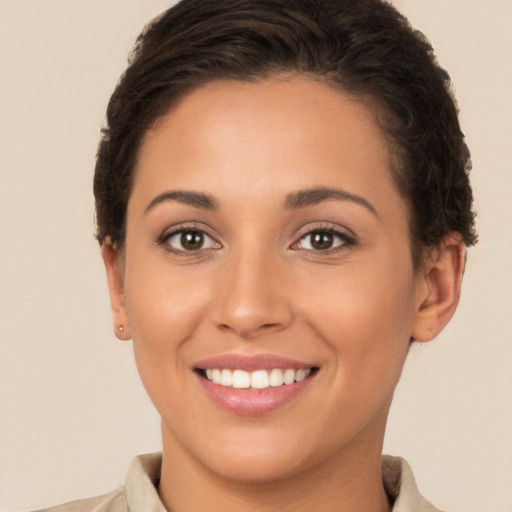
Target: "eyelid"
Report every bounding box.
[290,223,357,252]
[157,223,222,254]
[156,221,355,255]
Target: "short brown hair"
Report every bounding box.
[94,0,477,264]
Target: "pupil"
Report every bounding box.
[311,232,333,250]
[181,231,203,250]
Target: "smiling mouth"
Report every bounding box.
[196,367,318,390]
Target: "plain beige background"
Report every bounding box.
[0,1,511,511]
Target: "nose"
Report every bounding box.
[209,250,294,339]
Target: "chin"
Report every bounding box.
[204,447,309,484]
[165,418,320,483]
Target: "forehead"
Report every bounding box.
[133,77,402,215]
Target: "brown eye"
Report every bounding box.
[310,232,334,250]
[163,229,219,253]
[295,229,352,252]
[181,231,205,250]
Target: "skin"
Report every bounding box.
[102,76,465,512]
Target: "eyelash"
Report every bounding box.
[157,224,220,256]
[291,225,356,254]
[157,224,356,256]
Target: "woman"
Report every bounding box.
[32,0,478,510]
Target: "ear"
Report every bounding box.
[411,234,466,343]
[101,239,131,341]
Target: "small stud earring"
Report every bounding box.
[116,324,124,332]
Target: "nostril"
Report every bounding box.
[215,320,283,339]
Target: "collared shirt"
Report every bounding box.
[35,453,444,512]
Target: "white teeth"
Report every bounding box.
[283,369,295,385]
[220,369,232,386]
[211,369,221,384]
[203,368,312,389]
[269,368,284,387]
[295,368,307,382]
[232,370,250,388]
[250,370,269,389]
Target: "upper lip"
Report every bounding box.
[194,354,316,372]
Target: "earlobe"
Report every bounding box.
[101,239,131,341]
[411,234,466,343]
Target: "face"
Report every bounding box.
[104,77,451,483]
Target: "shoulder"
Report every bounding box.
[33,487,127,512]
[33,452,164,512]
[383,455,446,512]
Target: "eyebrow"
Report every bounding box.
[284,187,378,217]
[144,190,219,213]
[144,187,377,216]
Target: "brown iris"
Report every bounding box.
[180,231,205,250]
[310,232,335,250]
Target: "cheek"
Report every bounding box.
[122,255,213,380]
[297,255,416,386]
[302,252,414,330]
[121,261,219,432]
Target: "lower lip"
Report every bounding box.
[196,373,314,416]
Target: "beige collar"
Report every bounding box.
[123,453,443,512]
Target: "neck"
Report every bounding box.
[158,417,392,512]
